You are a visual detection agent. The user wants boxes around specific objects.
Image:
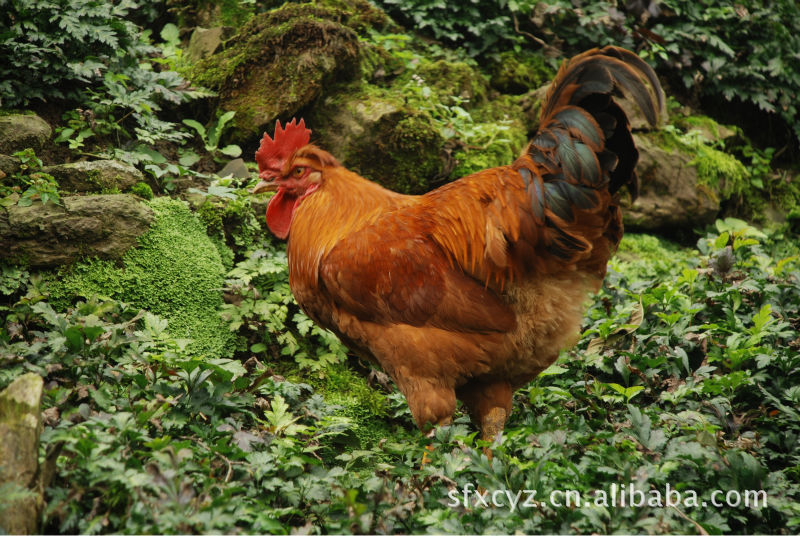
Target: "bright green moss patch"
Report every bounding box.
[298,361,393,449]
[611,233,696,279]
[129,181,153,200]
[656,126,749,202]
[48,198,233,358]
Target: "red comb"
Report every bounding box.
[255,118,311,176]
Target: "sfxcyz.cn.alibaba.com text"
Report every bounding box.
[447,483,767,512]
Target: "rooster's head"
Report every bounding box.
[252,118,337,239]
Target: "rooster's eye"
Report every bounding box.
[292,166,305,177]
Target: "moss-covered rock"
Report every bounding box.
[488,51,554,95]
[312,82,445,193]
[0,113,51,155]
[43,160,144,193]
[190,191,263,262]
[623,133,721,232]
[417,60,489,108]
[48,198,233,358]
[0,154,20,177]
[0,194,154,267]
[188,3,363,143]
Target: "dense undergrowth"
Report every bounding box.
[2,221,799,533]
[1,0,800,534]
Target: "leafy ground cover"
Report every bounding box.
[2,216,799,533]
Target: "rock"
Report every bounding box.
[42,159,144,193]
[0,373,44,535]
[618,96,665,131]
[0,194,154,267]
[0,114,52,155]
[186,27,226,62]
[188,3,362,143]
[217,158,250,179]
[311,84,445,193]
[0,154,20,177]
[623,133,720,231]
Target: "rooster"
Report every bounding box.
[252,46,664,440]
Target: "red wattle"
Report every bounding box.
[266,189,299,239]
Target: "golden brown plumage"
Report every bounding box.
[252,46,664,438]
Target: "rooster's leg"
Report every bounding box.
[400,377,457,434]
[399,379,455,467]
[480,407,507,442]
[457,379,512,448]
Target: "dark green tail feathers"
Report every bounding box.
[528,46,665,214]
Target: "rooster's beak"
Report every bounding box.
[251,179,278,194]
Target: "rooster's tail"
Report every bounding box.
[517,46,664,272]
[528,46,664,202]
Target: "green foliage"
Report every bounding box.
[649,0,800,143]
[221,235,349,374]
[0,0,140,106]
[182,111,243,163]
[0,149,61,207]
[2,0,207,148]
[3,211,800,533]
[372,0,524,56]
[374,0,800,144]
[47,198,233,358]
[30,0,210,155]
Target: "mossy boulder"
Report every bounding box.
[0,194,154,267]
[47,198,233,358]
[0,373,44,535]
[488,51,555,95]
[0,113,52,155]
[311,83,445,193]
[623,133,721,231]
[188,3,363,143]
[416,60,489,108]
[43,159,144,193]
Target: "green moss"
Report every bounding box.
[612,233,695,279]
[129,182,154,200]
[304,361,391,449]
[48,198,233,358]
[194,194,263,255]
[452,140,514,178]
[417,60,489,107]
[673,114,739,144]
[690,145,750,199]
[489,51,555,94]
[656,127,749,201]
